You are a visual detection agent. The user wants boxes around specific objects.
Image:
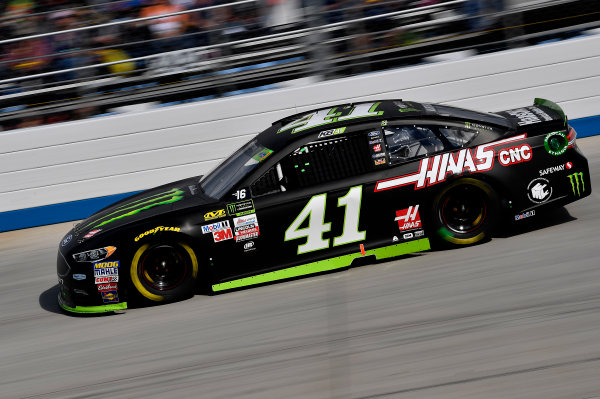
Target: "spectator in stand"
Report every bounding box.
[140,0,191,51]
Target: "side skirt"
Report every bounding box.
[212,238,430,292]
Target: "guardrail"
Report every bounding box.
[0,33,599,232]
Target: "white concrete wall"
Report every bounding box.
[1,34,599,213]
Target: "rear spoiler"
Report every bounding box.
[497,98,567,130]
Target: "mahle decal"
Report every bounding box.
[567,172,585,196]
[81,188,184,230]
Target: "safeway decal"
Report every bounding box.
[375,134,527,192]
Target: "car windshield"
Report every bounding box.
[200,139,273,199]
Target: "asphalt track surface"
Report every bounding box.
[1,137,599,399]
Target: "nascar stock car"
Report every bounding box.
[57,98,591,313]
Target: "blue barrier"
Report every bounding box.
[1,115,598,233]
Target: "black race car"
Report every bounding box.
[57,98,591,313]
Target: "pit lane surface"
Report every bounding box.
[1,137,599,399]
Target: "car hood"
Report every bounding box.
[73,175,213,237]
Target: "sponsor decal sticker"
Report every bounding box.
[373,144,382,152]
[243,241,256,252]
[97,283,118,291]
[80,188,184,230]
[566,161,573,170]
[234,214,260,242]
[374,158,386,166]
[567,172,585,196]
[375,134,527,191]
[414,230,425,238]
[527,178,552,203]
[134,226,180,241]
[95,276,118,284]
[61,234,72,247]
[318,127,346,138]
[497,144,532,166]
[368,130,380,137]
[544,131,568,156]
[465,122,493,131]
[201,222,227,234]
[227,199,255,217]
[515,210,535,221]
[369,139,383,145]
[395,205,422,232]
[539,164,566,176]
[204,209,226,220]
[252,148,273,162]
[83,229,101,239]
[72,274,86,281]
[392,236,399,242]
[372,152,386,159]
[211,220,233,242]
[94,261,119,281]
[403,232,414,240]
[506,108,541,126]
[101,290,119,304]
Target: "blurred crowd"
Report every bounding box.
[0,0,267,86]
[0,0,490,87]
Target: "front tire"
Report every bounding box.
[432,178,498,246]
[130,242,198,303]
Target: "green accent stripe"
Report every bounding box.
[59,300,127,314]
[212,238,430,292]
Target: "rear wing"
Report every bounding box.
[497,98,568,132]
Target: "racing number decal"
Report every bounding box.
[285,186,366,254]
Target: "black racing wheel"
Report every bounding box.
[432,178,499,246]
[130,242,198,303]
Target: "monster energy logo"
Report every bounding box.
[567,172,585,196]
[80,188,185,231]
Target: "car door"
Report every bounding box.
[211,124,389,286]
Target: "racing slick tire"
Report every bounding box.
[130,242,199,303]
[431,178,499,246]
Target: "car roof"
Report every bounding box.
[257,99,512,150]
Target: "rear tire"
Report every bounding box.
[432,178,498,246]
[130,242,198,303]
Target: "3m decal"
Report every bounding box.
[567,172,585,196]
[375,134,527,191]
[213,224,233,242]
[527,178,552,203]
[278,102,383,134]
[80,188,184,230]
[515,210,535,221]
[134,226,180,241]
[204,209,226,220]
[227,199,255,216]
[285,186,365,254]
[544,131,568,156]
[395,205,422,232]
